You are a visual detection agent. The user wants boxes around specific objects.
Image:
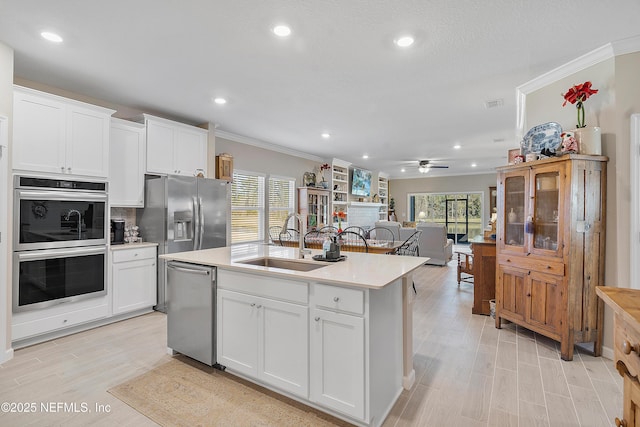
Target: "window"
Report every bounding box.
[231,171,265,243]
[230,171,295,244]
[408,192,483,243]
[268,175,295,232]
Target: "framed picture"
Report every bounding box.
[507,148,521,165]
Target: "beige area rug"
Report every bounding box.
[109,355,353,427]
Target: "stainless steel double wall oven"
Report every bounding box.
[13,176,108,312]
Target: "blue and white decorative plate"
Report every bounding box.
[521,122,563,155]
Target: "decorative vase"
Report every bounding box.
[508,208,517,223]
[574,127,601,155]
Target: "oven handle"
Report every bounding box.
[15,189,108,202]
[16,246,106,261]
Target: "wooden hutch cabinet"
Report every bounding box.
[298,187,330,231]
[495,154,607,361]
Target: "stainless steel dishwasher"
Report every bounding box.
[166,261,224,369]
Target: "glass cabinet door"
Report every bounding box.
[318,193,329,227]
[504,175,526,248]
[532,171,560,254]
[307,193,318,229]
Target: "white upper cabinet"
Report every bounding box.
[143,114,207,176]
[13,86,114,177]
[109,118,146,207]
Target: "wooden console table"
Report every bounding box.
[596,286,640,426]
[469,236,496,316]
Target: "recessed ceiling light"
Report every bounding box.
[395,36,414,47]
[321,133,331,139]
[401,168,406,173]
[273,25,291,37]
[213,97,227,105]
[453,144,462,150]
[471,163,477,168]
[41,31,63,43]
[362,154,369,159]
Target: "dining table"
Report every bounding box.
[281,238,403,254]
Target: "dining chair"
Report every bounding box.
[269,226,284,245]
[395,230,422,257]
[365,226,395,243]
[280,228,300,245]
[337,230,369,253]
[395,230,422,293]
[343,226,367,237]
[304,230,331,247]
[456,250,474,287]
[318,225,339,235]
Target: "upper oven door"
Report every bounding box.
[14,188,108,250]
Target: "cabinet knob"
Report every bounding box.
[546,265,551,269]
[67,167,71,172]
[257,305,262,309]
[615,417,627,427]
[314,317,320,322]
[622,340,639,355]
[60,166,65,172]
[250,303,256,307]
[333,296,340,302]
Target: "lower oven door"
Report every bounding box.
[13,246,107,312]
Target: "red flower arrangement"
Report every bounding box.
[333,210,346,232]
[562,81,598,128]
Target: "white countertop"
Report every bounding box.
[160,243,428,289]
[110,242,158,251]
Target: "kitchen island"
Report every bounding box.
[161,243,427,427]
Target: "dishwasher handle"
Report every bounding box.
[167,263,211,276]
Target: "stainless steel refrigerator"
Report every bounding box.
[137,174,229,312]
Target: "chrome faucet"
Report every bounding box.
[65,209,82,239]
[282,213,309,258]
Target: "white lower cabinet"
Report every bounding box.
[111,246,157,315]
[217,271,309,398]
[217,269,403,426]
[310,306,365,419]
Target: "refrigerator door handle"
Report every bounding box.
[198,197,205,250]
[193,196,200,251]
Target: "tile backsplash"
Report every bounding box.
[110,207,137,226]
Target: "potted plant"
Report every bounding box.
[562,81,601,154]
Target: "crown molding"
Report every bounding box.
[516,43,615,96]
[516,35,640,137]
[215,130,325,162]
[612,34,640,56]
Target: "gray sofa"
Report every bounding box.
[374,220,453,265]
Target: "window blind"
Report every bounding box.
[268,176,295,232]
[231,171,265,243]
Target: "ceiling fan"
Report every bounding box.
[417,160,449,173]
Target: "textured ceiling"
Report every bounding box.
[1,0,639,178]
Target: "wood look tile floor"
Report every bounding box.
[0,260,622,426]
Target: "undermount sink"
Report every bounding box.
[237,257,326,272]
